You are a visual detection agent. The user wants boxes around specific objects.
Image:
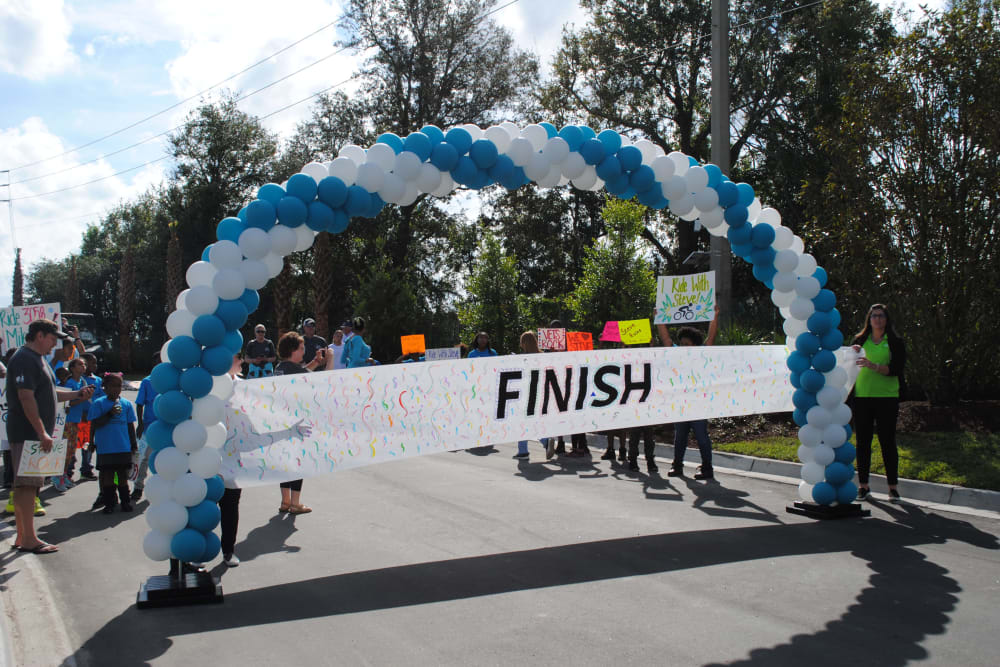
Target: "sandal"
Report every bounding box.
[288,504,312,515]
[18,542,58,554]
[278,502,291,513]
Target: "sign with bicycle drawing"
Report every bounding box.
[654,271,715,324]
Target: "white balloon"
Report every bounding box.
[268,225,298,257]
[798,481,815,502]
[186,261,217,288]
[209,240,243,270]
[520,124,548,151]
[240,259,269,290]
[669,195,695,216]
[172,472,208,506]
[680,207,700,222]
[771,289,796,308]
[822,424,846,447]
[693,187,719,212]
[536,164,562,189]
[817,386,843,409]
[461,123,483,141]
[618,135,633,148]
[484,126,512,153]
[160,339,173,365]
[339,144,367,165]
[789,298,815,321]
[262,252,284,279]
[238,228,271,260]
[663,174,687,200]
[431,172,455,198]
[667,151,689,176]
[706,217,729,237]
[378,172,407,203]
[542,137,570,164]
[144,475,173,505]
[192,395,225,427]
[774,250,799,274]
[524,153,551,181]
[166,309,196,339]
[801,461,825,484]
[797,444,814,463]
[205,422,228,448]
[571,167,598,190]
[588,176,605,192]
[393,151,423,181]
[355,162,385,192]
[773,270,797,293]
[143,530,174,561]
[301,161,329,181]
[747,198,763,222]
[185,285,219,317]
[210,372,234,400]
[153,447,189,481]
[824,366,848,388]
[685,166,708,192]
[398,182,419,206]
[415,163,443,193]
[798,424,823,447]
[294,225,315,252]
[172,419,208,453]
[145,501,188,534]
[561,152,587,179]
[795,253,818,277]
[758,207,782,227]
[806,405,833,429]
[813,444,835,466]
[651,155,675,183]
[699,207,725,229]
[506,137,535,167]
[328,157,357,186]
[557,175,570,187]
[634,139,658,164]
[365,143,397,171]
[790,235,805,255]
[189,446,222,478]
[212,269,246,300]
[794,275,821,299]
[500,121,521,138]
[772,225,794,250]
[831,403,852,427]
[175,289,190,312]
[783,318,809,338]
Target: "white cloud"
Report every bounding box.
[0,117,165,307]
[0,0,76,79]
[493,0,588,70]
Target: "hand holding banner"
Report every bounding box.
[618,319,652,345]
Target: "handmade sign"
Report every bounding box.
[618,319,652,345]
[219,346,859,487]
[599,321,621,342]
[400,334,426,355]
[16,412,67,476]
[537,328,567,351]
[425,347,460,361]
[566,331,593,351]
[655,272,715,324]
[0,302,61,354]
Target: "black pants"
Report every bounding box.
[100,465,130,505]
[571,433,588,451]
[218,488,242,555]
[279,479,303,491]
[628,426,655,463]
[853,396,899,486]
[2,450,12,487]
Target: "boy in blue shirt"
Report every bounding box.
[87,373,137,513]
[131,359,160,502]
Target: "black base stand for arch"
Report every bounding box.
[136,559,224,609]
[786,501,870,520]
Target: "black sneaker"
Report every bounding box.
[647,461,659,474]
[102,503,114,514]
[857,487,871,502]
[513,452,530,459]
[667,465,684,477]
[131,488,143,503]
[618,448,628,462]
[600,450,616,460]
[81,471,97,480]
[120,502,133,512]
[91,497,105,510]
[694,467,714,480]
[889,489,901,503]
[627,460,640,471]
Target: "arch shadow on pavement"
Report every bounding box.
[64,503,997,666]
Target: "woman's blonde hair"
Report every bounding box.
[519,331,539,354]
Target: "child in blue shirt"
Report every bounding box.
[130,366,159,502]
[78,353,105,480]
[51,359,89,491]
[87,373,137,513]
[341,317,373,368]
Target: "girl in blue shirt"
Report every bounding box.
[51,359,89,491]
[467,332,498,358]
[87,373,137,513]
[341,317,374,368]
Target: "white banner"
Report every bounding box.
[0,302,62,354]
[220,345,857,487]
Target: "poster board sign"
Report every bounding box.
[16,412,67,476]
[0,303,62,354]
[655,272,715,324]
[537,328,567,351]
[400,334,426,355]
[425,347,460,361]
[566,332,593,351]
[618,319,652,345]
[599,321,620,342]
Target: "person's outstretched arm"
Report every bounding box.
[657,324,672,347]
[706,305,721,346]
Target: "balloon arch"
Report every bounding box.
[140,121,857,563]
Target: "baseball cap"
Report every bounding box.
[303,318,316,327]
[28,318,71,340]
[340,320,353,328]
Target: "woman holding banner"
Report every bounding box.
[514,331,549,459]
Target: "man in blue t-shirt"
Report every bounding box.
[130,363,159,502]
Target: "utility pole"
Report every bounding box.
[710,0,732,327]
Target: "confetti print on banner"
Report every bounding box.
[221,346,857,487]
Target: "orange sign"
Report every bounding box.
[566,331,593,351]
[400,334,426,355]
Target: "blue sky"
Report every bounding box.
[0,0,940,308]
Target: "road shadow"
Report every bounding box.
[463,445,498,456]
[679,476,781,523]
[65,508,998,666]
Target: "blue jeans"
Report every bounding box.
[81,448,94,475]
[517,437,549,455]
[672,420,712,471]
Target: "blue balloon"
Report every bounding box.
[199,531,222,563]
[167,336,202,369]
[276,196,307,228]
[829,308,842,329]
[792,408,808,426]
[753,264,777,287]
[376,132,404,154]
[444,127,472,155]
[223,329,244,355]
[488,154,515,181]
[343,186,370,218]
[191,315,226,347]
[724,205,749,226]
[420,125,445,145]
[237,207,248,222]
[628,165,655,192]
[179,367,213,399]
[731,242,753,261]
[144,421,175,452]
[812,482,837,506]
[716,181,739,207]
[688,156,699,166]
[596,155,623,181]
[597,129,622,153]
[812,349,837,373]
[430,141,460,171]
[813,289,836,313]
[187,500,222,532]
[258,183,285,205]
[467,168,491,190]
[286,173,318,203]
[750,246,775,266]
[170,528,207,563]
[834,442,856,464]
[317,176,348,209]
[245,199,276,230]
[150,362,181,394]
[727,222,752,246]
[807,311,833,335]
[201,345,232,376]
[751,223,776,248]
[821,329,843,351]
[148,449,158,474]
[617,146,642,172]
[604,174,630,196]
[792,389,818,411]
[704,163,723,188]
[201,245,213,262]
[800,369,825,393]
[216,217,246,243]
[539,122,558,138]
[239,289,260,314]
[469,139,499,169]
[789,371,802,389]
[558,125,584,151]
[579,138,606,165]
[403,132,432,161]
[155,390,193,424]
[796,332,821,355]
[451,156,478,185]
[736,182,755,206]
[306,200,334,232]
[825,462,854,486]
[618,187,637,201]
[787,350,811,374]
[813,266,828,288]
[205,475,225,503]
[214,299,248,332]
[330,208,349,233]
[836,481,859,505]
[637,187,665,208]
[579,125,596,140]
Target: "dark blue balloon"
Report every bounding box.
[750,246,775,266]
[688,156,699,166]
[736,182,755,207]
[825,462,853,486]
[403,132,432,161]
[306,200,334,232]
[330,208,349,233]
[343,187,370,219]
[451,156,478,185]
[167,336,202,369]
[376,132,404,154]
[618,187,637,201]
[835,481,858,505]
[155,390,193,424]
[258,183,285,205]
[170,528,206,562]
[597,129,622,153]
[792,389,818,411]
[201,245,212,262]
[223,329,243,355]
[201,345,232,376]
[752,264,777,286]
[430,142,460,171]
[596,155,623,181]
[807,311,833,335]
[468,168,491,190]
[239,289,259,314]
[237,207,248,222]
[469,139,499,169]
[789,371,802,389]
[420,125,445,145]
[829,308,842,329]
[245,199,276,230]
[579,138,606,165]
[704,164,723,188]
[558,125,584,151]
[751,223,776,248]
[792,408,808,426]
[444,127,472,155]
[286,173,318,203]
[215,299,248,331]
[539,122,558,138]
[187,500,222,532]
[813,266,828,288]
[812,349,837,373]
[820,329,843,351]
[629,165,655,192]
[724,205,749,226]
[796,332,821,355]
[716,181,739,207]
[617,146,642,172]
[727,222,752,246]
[148,449,158,474]
[317,176,348,209]
[205,475,225,503]
[150,362,181,394]
[834,442,856,464]
[731,242,754,261]
[216,217,246,243]
[276,196,307,228]
[812,482,837,506]
[813,289,836,313]
[199,531,222,563]
[192,315,226,347]
[637,187,665,208]
[144,421,175,452]
[179,367,213,399]
[488,154,514,181]
[800,369,825,393]
[579,126,597,140]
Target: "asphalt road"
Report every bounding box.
[3,436,999,666]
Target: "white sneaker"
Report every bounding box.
[223,552,240,567]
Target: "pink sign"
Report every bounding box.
[599,321,621,342]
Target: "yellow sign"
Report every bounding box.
[618,319,652,345]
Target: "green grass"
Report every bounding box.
[714,432,1000,492]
